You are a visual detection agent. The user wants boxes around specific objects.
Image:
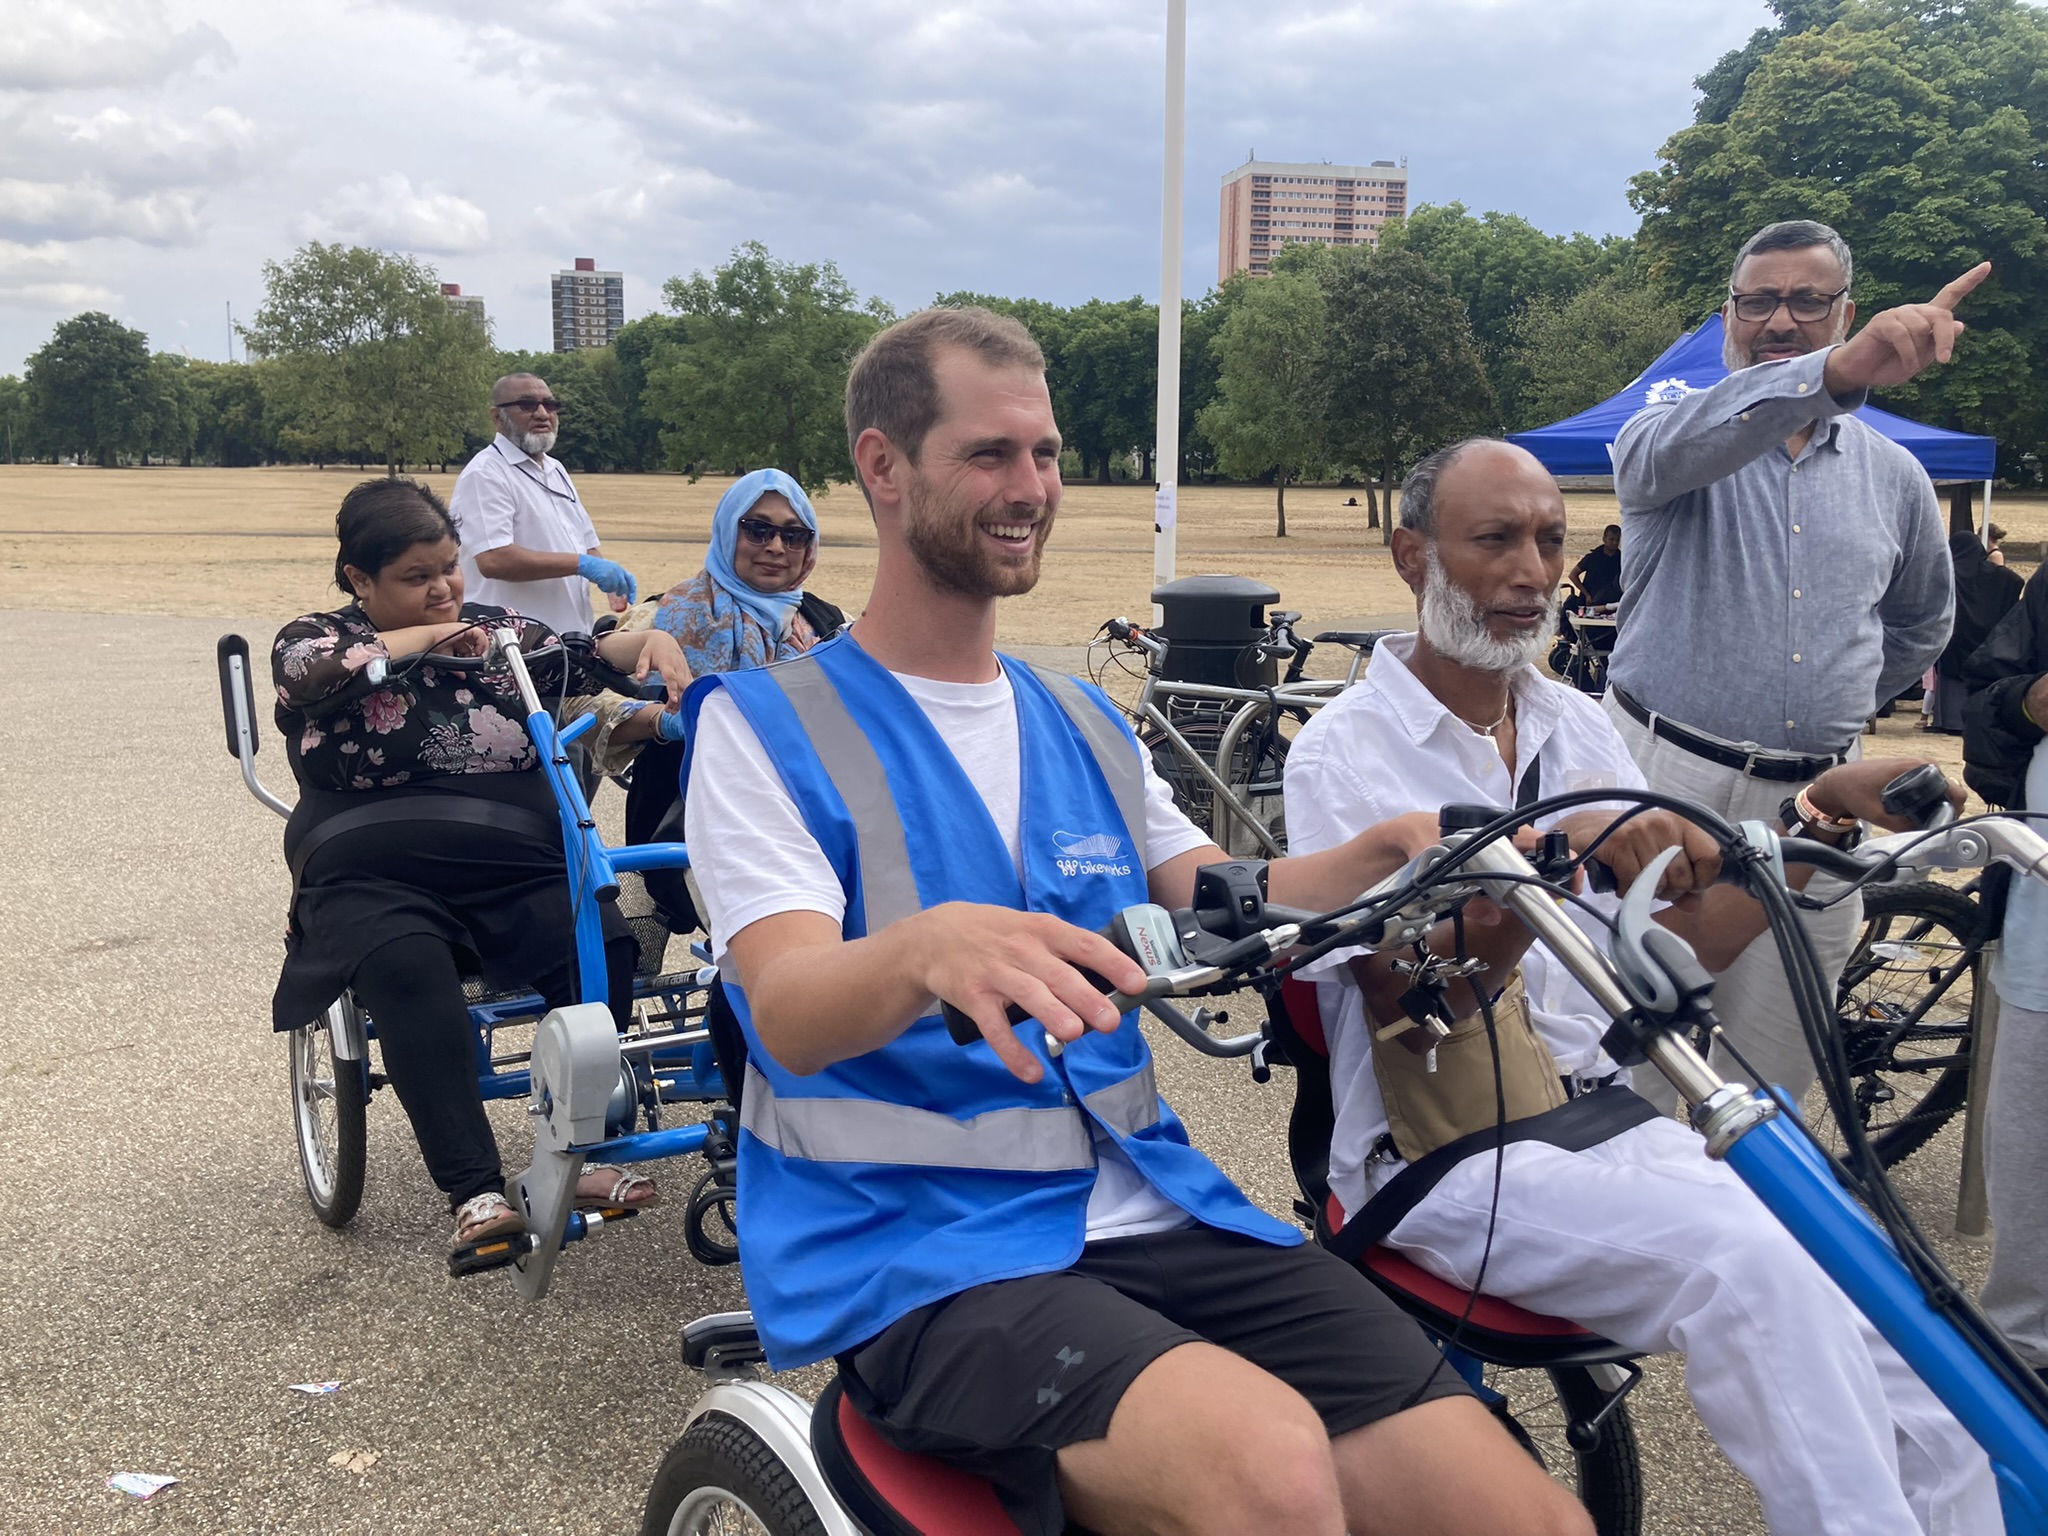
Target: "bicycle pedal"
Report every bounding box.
[448,1230,532,1278]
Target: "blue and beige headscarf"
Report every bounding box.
[654,469,823,676]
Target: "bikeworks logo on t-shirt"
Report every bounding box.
[1052,831,1133,878]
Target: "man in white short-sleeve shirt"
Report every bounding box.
[684,307,1594,1536]
[449,373,637,638]
[1283,437,1995,1536]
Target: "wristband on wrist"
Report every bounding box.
[2023,685,2048,734]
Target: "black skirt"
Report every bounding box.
[271,772,632,1030]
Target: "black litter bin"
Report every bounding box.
[1151,574,1281,689]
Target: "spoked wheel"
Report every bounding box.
[289,996,369,1227]
[1138,706,1231,841]
[1211,698,1298,857]
[1484,1364,1644,1536]
[1809,881,1984,1169]
[641,1414,826,1536]
[685,1167,741,1267]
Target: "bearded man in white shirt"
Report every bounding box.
[1282,438,1995,1535]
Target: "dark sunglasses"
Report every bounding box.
[1728,288,1848,324]
[737,517,816,550]
[496,395,562,414]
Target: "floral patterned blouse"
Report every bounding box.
[272,602,564,793]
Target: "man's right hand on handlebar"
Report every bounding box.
[1556,809,1722,902]
[913,904,1146,1084]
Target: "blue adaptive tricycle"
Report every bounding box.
[218,626,740,1296]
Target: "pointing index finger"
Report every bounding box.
[1930,261,1992,312]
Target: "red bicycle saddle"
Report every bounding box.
[812,1375,1026,1535]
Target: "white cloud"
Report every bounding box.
[45,106,261,192]
[0,0,228,90]
[300,174,492,254]
[0,240,120,311]
[0,179,204,244]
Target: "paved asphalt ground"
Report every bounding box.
[0,609,1994,1534]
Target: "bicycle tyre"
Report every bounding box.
[289,997,368,1228]
[640,1413,827,1536]
[1210,698,1295,857]
[1815,881,1984,1170]
[1550,1366,1644,1536]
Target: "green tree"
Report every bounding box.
[142,352,199,465]
[24,311,154,467]
[0,375,34,462]
[187,360,276,466]
[1630,0,2048,467]
[1380,204,1630,427]
[1059,298,1157,483]
[1507,275,1687,429]
[244,242,497,475]
[611,314,688,470]
[1196,270,1327,536]
[1317,247,1497,541]
[1176,284,1241,481]
[644,242,889,491]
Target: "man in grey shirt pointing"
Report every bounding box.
[1607,218,1984,1108]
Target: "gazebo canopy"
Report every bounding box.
[1506,314,1996,482]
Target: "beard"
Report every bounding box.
[1724,316,1848,371]
[1419,547,1556,674]
[901,477,1053,599]
[514,427,558,456]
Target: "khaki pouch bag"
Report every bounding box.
[1370,971,1566,1162]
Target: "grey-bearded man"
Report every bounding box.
[1604,219,1981,1108]
[1282,437,1995,1536]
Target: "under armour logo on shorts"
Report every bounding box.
[1037,1345,1087,1406]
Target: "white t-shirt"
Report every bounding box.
[1994,739,2048,1009]
[450,435,602,639]
[1282,633,1643,1225]
[686,666,1212,1241]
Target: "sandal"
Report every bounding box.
[452,1191,525,1248]
[576,1165,661,1210]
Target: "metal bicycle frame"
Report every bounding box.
[1460,833,2048,1531]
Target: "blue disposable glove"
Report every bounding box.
[577,553,638,603]
[654,706,688,744]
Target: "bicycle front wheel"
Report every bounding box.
[1809,880,1983,1169]
[1211,698,1297,857]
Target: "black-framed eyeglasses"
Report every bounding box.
[495,396,562,414]
[1728,288,1849,324]
[737,517,816,550]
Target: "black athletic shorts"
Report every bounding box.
[836,1226,1468,1536]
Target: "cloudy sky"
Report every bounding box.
[1,0,1769,372]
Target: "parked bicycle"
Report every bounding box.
[1089,612,1396,857]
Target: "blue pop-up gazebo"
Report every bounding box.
[1507,313,1997,483]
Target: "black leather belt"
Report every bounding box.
[287,797,562,888]
[1611,685,1847,783]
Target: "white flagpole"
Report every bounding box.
[1152,0,1187,621]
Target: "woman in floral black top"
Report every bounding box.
[271,478,690,1250]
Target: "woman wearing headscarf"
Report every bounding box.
[624,470,846,932]
[1928,528,2023,733]
[653,468,845,674]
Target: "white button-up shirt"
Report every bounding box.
[449,435,601,638]
[1282,632,1645,1222]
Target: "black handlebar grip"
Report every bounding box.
[1880,762,1953,829]
[941,967,1121,1047]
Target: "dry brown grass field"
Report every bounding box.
[0,460,2022,798]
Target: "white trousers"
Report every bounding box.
[1605,698,1865,1113]
[1374,1117,2000,1535]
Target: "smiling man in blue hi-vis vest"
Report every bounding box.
[680,305,1595,1536]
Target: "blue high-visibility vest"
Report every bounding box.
[683,634,1297,1368]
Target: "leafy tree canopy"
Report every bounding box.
[1509,276,1689,431]
[645,242,889,491]
[1631,0,2048,465]
[1196,269,1327,534]
[244,242,496,473]
[25,311,153,467]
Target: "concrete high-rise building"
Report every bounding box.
[551,257,625,351]
[1217,158,1409,282]
[440,282,487,328]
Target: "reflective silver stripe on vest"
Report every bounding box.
[763,657,923,931]
[1029,665,1149,868]
[742,1063,1096,1170]
[1081,1059,1162,1137]
[741,1057,1161,1168]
